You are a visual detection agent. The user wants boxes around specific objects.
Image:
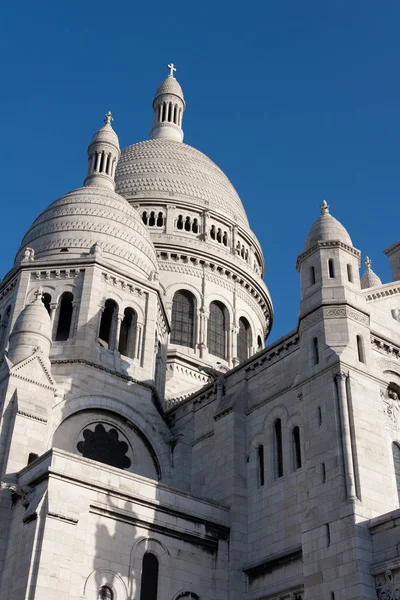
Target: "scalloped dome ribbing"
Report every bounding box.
[115,138,249,227]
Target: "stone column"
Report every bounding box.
[113,313,124,352]
[198,308,209,359]
[69,300,80,340]
[165,205,176,235]
[231,325,239,367]
[335,370,357,499]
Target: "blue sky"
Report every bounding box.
[1,1,399,342]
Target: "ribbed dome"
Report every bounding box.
[154,75,184,101]
[304,201,352,251]
[90,121,119,147]
[15,186,158,281]
[115,139,249,226]
[361,257,382,289]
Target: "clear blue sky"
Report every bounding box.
[1,1,399,342]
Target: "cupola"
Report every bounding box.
[84,112,120,190]
[304,200,352,251]
[361,256,382,289]
[150,64,185,142]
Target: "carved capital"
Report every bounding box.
[334,370,349,382]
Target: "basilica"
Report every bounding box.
[0,66,399,600]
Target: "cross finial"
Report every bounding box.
[104,111,113,125]
[320,199,330,215]
[365,256,372,270]
[34,287,43,302]
[167,63,176,77]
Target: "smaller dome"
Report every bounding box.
[304,200,352,251]
[8,288,52,364]
[90,120,119,148]
[361,256,382,289]
[154,75,184,103]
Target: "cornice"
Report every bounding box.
[364,282,400,302]
[296,240,361,271]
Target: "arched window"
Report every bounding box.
[310,266,316,285]
[142,211,148,225]
[257,335,263,351]
[313,337,319,365]
[149,212,156,226]
[176,594,200,600]
[140,553,159,600]
[118,308,137,358]
[328,259,335,279]
[177,215,184,230]
[292,426,302,470]
[257,444,264,487]
[393,443,400,505]
[207,301,227,359]
[192,218,199,233]
[171,290,195,348]
[156,212,164,227]
[42,293,51,316]
[184,216,191,231]
[356,335,365,363]
[274,418,283,478]
[237,317,251,363]
[55,292,73,341]
[98,586,113,600]
[98,299,118,350]
[347,264,353,282]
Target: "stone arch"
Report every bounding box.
[83,568,127,599]
[206,293,234,323]
[49,395,172,482]
[119,297,145,324]
[52,282,80,304]
[165,282,202,310]
[130,537,171,600]
[173,591,201,600]
[99,290,123,308]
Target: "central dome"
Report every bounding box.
[115,138,249,227]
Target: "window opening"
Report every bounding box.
[217,228,222,243]
[27,452,39,465]
[313,337,319,365]
[356,335,365,363]
[328,259,335,278]
[77,423,131,469]
[184,216,191,231]
[210,225,216,240]
[177,215,183,229]
[310,266,316,285]
[257,335,263,351]
[171,290,195,348]
[292,426,302,470]
[55,292,73,341]
[42,293,51,316]
[192,218,198,233]
[326,523,331,546]
[98,586,113,600]
[98,299,117,349]
[223,231,228,246]
[142,211,148,225]
[274,418,283,478]
[237,317,251,363]
[347,264,353,282]
[149,211,156,226]
[322,462,326,483]
[156,212,164,227]
[118,308,137,358]
[207,301,227,359]
[140,553,159,600]
[257,444,264,486]
[317,406,322,426]
[60,247,69,252]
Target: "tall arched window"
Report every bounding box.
[313,337,319,365]
[98,586,113,600]
[171,290,195,348]
[55,292,73,341]
[118,307,137,358]
[393,443,400,505]
[140,552,159,600]
[356,335,365,363]
[207,301,227,359]
[42,293,51,316]
[98,299,118,350]
[292,426,302,470]
[237,317,251,363]
[328,259,335,278]
[274,418,283,478]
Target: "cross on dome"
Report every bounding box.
[364,256,372,270]
[34,287,43,302]
[167,63,176,77]
[104,111,113,125]
[320,199,330,215]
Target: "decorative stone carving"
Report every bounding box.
[375,569,400,599]
[392,308,400,323]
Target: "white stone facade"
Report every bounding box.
[0,69,400,600]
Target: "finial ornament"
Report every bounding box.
[104,111,113,125]
[365,256,372,270]
[167,63,176,77]
[33,287,43,302]
[320,199,330,215]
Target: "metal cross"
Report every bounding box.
[167,63,176,77]
[104,111,113,125]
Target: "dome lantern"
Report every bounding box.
[361,256,382,289]
[84,112,120,191]
[150,64,186,143]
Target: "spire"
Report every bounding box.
[320,199,329,215]
[150,64,186,143]
[361,256,382,289]
[84,112,121,190]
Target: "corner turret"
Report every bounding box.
[84,112,120,190]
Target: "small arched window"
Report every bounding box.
[328,259,335,279]
[98,299,118,350]
[207,301,227,359]
[310,266,316,285]
[192,218,199,233]
[274,419,283,478]
[184,216,191,231]
[171,290,195,348]
[140,553,159,600]
[257,335,263,351]
[142,211,148,225]
[98,586,113,600]
[42,293,51,316]
[55,292,73,341]
[156,212,164,227]
[347,264,353,282]
[237,317,251,363]
[257,444,264,487]
[313,337,319,365]
[118,307,137,358]
[292,426,302,470]
[356,335,365,363]
[393,443,400,505]
[177,215,184,230]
